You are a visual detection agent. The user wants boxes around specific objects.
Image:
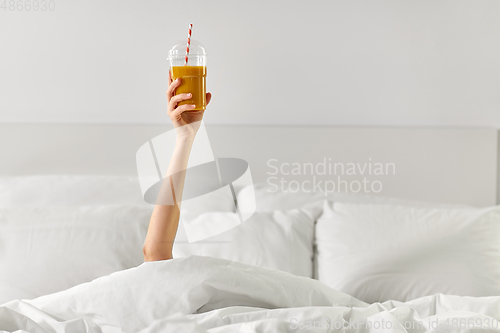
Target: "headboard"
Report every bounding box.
[0,124,498,206]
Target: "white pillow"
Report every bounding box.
[173,201,323,278]
[0,204,152,304]
[315,201,500,303]
[237,183,468,212]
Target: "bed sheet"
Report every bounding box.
[1,256,499,333]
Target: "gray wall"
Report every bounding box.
[1,0,499,126]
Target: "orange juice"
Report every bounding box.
[171,66,207,111]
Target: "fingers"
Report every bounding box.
[168,93,192,111]
[166,78,181,101]
[206,92,212,106]
[170,103,197,118]
[168,70,172,85]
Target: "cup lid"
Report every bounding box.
[168,39,207,59]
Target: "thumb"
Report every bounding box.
[206,92,212,106]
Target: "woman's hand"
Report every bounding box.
[143,70,212,262]
[167,70,212,139]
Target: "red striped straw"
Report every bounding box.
[185,23,193,66]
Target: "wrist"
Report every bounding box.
[175,133,196,145]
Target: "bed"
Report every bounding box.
[0,124,499,332]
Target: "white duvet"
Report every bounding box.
[1,256,499,333]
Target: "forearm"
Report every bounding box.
[143,134,195,261]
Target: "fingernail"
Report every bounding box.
[191,104,196,108]
[187,93,192,97]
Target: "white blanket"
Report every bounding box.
[1,256,499,332]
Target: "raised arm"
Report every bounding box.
[143,71,212,262]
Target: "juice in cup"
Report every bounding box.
[171,65,207,111]
[168,40,207,111]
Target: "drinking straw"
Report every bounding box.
[185,23,193,66]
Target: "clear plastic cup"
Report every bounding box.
[167,40,207,111]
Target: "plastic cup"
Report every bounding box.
[167,40,207,111]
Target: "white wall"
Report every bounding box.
[0,0,499,126]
